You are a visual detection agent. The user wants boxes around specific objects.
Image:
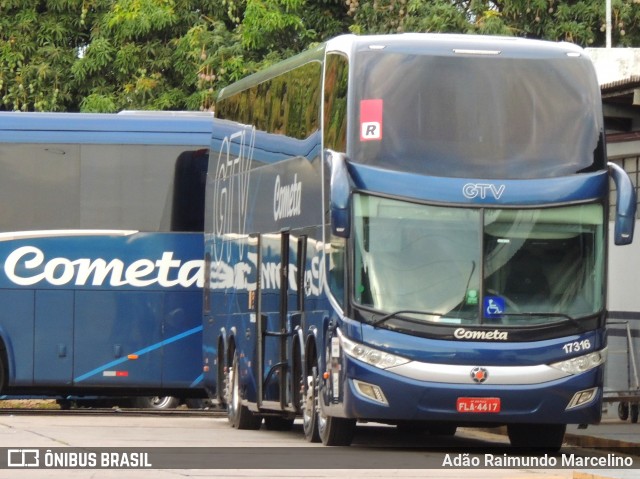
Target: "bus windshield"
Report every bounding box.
[352,51,604,178]
[352,194,605,326]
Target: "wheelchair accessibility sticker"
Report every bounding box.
[484,296,505,318]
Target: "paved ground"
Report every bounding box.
[566,419,640,454]
[0,412,637,479]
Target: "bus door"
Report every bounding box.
[256,231,305,412]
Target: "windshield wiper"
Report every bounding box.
[371,309,444,328]
[497,312,581,327]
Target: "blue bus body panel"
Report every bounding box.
[35,290,74,384]
[340,356,604,424]
[0,112,213,146]
[358,322,605,366]
[0,232,203,389]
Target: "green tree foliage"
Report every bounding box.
[0,0,240,111]
[351,1,640,46]
[73,0,236,112]
[0,0,638,112]
[0,0,89,111]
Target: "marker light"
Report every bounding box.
[566,387,599,409]
[339,331,410,369]
[453,49,501,55]
[550,349,607,375]
[353,379,389,405]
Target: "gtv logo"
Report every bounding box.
[462,183,506,200]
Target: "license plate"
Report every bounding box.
[456,397,501,413]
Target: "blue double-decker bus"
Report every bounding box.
[203,34,636,449]
[0,111,210,402]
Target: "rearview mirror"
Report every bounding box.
[326,150,351,238]
[609,162,636,246]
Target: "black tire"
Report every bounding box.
[134,396,180,409]
[264,416,295,431]
[396,421,428,435]
[631,404,639,424]
[228,350,262,430]
[303,365,320,443]
[0,350,5,394]
[318,411,356,446]
[618,401,630,421]
[185,398,214,409]
[507,423,566,452]
[56,399,75,410]
[217,342,227,408]
[427,423,457,436]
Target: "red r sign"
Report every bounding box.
[360,99,383,141]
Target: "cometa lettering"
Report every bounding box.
[273,174,302,221]
[454,328,509,341]
[4,246,204,288]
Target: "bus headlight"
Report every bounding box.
[339,331,410,369]
[549,349,607,375]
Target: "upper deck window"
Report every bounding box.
[351,51,604,179]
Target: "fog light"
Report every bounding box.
[566,387,598,410]
[353,379,388,405]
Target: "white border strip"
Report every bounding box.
[0,230,138,242]
[387,360,570,385]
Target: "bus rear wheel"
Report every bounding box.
[134,396,180,409]
[303,365,320,442]
[507,423,565,452]
[228,350,262,430]
[217,343,227,408]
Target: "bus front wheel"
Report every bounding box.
[317,396,356,446]
[507,423,565,452]
[318,408,356,446]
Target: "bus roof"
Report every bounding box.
[326,33,586,59]
[218,33,590,103]
[0,111,214,146]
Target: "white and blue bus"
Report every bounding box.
[203,34,636,449]
[0,111,210,403]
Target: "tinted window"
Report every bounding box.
[217,61,322,140]
[0,143,207,232]
[323,53,349,153]
[351,52,604,179]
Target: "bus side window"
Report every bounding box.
[170,149,209,232]
[323,53,349,153]
[329,235,346,307]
